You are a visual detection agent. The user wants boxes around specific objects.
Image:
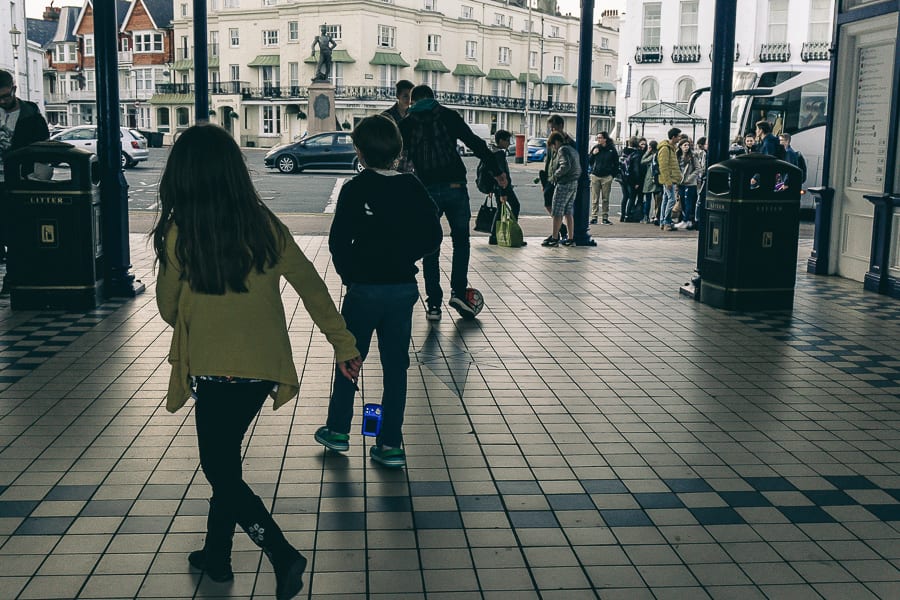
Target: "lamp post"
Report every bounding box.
[9,24,21,92]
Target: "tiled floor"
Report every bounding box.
[1,233,900,599]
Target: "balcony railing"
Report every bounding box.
[759,43,791,62]
[118,50,133,63]
[177,47,191,60]
[801,41,830,62]
[709,43,740,63]
[151,82,616,116]
[634,46,663,64]
[671,45,702,63]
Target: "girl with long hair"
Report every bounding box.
[676,138,701,230]
[152,123,360,599]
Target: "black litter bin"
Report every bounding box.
[700,153,802,310]
[138,130,163,148]
[5,141,104,310]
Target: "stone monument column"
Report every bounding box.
[307,82,337,135]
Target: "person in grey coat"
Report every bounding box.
[542,131,582,247]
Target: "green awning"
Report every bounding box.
[208,57,219,69]
[369,52,410,67]
[414,59,450,72]
[486,68,516,81]
[452,64,486,77]
[173,59,193,71]
[149,93,194,105]
[248,54,280,67]
[543,75,569,85]
[573,79,614,90]
[517,72,541,84]
[304,49,356,64]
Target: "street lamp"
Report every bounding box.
[9,24,21,92]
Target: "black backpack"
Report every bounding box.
[618,150,631,181]
[475,159,495,194]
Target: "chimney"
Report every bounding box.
[43,5,61,21]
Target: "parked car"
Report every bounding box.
[527,137,547,162]
[264,131,362,174]
[50,126,149,169]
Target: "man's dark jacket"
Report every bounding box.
[588,142,618,177]
[399,99,500,185]
[7,100,50,155]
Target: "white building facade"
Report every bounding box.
[1,1,47,108]
[616,0,833,142]
[158,0,619,147]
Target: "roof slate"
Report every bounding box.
[26,18,58,48]
[142,0,174,28]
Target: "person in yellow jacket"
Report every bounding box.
[656,127,683,231]
[152,124,361,600]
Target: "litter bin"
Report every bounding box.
[138,130,163,148]
[5,141,104,310]
[700,153,802,310]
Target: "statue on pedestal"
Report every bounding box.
[311,25,337,82]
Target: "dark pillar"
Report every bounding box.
[681,0,736,299]
[863,194,900,295]
[193,0,209,121]
[806,187,834,275]
[94,1,144,298]
[573,0,596,246]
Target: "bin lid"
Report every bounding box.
[707,154,803,200]
[6,140,95,162]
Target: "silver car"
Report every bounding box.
[50,126,149,169]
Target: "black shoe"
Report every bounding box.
[488,237,498,245]
[589,218,598,225]
[189,549,234,583]
[520,240,527,246]
[272,548,307,600]
[601,219,612,225]
[449,293,477,320]
[541,237,559,247]
[561,239,575,247]
[559,223,568,238]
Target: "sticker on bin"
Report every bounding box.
[362,403,383,437]
[40,221,58,247]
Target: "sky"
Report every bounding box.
[26,0,626,19]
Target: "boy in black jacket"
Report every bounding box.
[488,130,525,246]
[317,115,443,468]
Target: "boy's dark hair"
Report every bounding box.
[547,131,566,146]
[648,140,658,151]
[494,129,511,144]
[395,79,414,96]
[411,84,435,102]
[697,136,707,146]
[756,119,772,134]
[547,114,565,128]
[667,127,682,140]
[351,114,402,170]
[0,70,13,88]
[153,123,282,295]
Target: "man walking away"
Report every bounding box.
[588,131,617,225]
[0,70,50,293]
[779,133,807,190]
[399,84,507,322]
[656,127,682,232]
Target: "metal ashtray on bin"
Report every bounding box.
[4,141,104,310]
[700,153,803,311]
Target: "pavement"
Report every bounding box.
[0,229,898,599]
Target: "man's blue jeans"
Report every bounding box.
[326,282,419,448]
[423,182,470,306]
[660,184,678,225]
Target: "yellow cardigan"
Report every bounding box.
[156,221,358,412]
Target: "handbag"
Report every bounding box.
[495,202,524,248]
[473,195,497,233]
[672,197,684,221]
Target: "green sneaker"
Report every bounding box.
[314,426,349,452]
[370,445,406,468]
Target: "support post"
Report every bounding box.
[806,187,834,275]
[94,1,144,298]
[193,0,209,122]
[681,0,736,298]
[573,0,596,246]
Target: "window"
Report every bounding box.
[262,105,281,134]
[601,37,609,49]
[120,37,130,52]
[210,0,218,9]
[524,20,534,32]
[604,64,611,77]
[494,13,508,27]
[137,106,151,129]
[264,0,277,5]
[465,40,477,59]
[424,0,436,10]
[746,78,828,135]
[157,107,170,131]
[379,64,398,88]
[427,34,441,53]
[133,68,154,92]
[224,0,238,6]
[180,3,188,16]
[229,28,239,47]
[209,31,219,55]
[491,79,511,97]
[289,62,299,88]
[377,25,396,48]
[464,109,475,124]
[176,107,190,126]
[263,30,279,47]
[550,25,560,38]
[640,77,659,109]
[809,0,831,42]
[330,63,344,87]
[767,0,788,44]
[179,36,189,59]
[134,32,164,53]
[461,5,473,19]
[325,25,342,39]
[679,1,699,45]
[84,35,94,56]
[529,51,537,69]
[642,2,662,46]
[84,69,95,92]
[422,70,440,90]
[458,75,475,94]
[288,21,299,42]
[675,77,695,108]
[498,47,510,64]
[553,56,563,72]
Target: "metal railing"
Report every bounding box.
[634,46,663,64]
[709,43,740,62]
[801,41,830,62]
[118,50,133,63]
[671,45,702,63]
[759,43,791,62]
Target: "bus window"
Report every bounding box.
[757,71,800,87]
[746,79,828,136]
